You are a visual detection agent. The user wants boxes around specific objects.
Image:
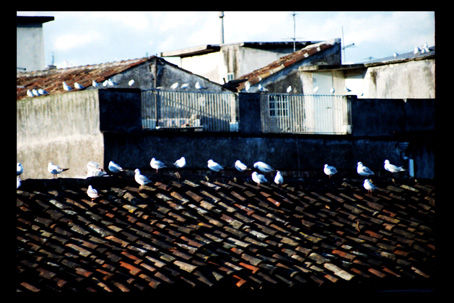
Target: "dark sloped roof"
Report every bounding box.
[16,57,151,100]
[16,172,437,293]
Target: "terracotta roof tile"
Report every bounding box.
[16,173,436,293]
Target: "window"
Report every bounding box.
[226,73,234,82]
[269,95,289,117]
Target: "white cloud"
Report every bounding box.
[54,31,102,51]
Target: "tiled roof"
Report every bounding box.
[16,172,436,294]
[16,57,151,100]
[234,39,339,92]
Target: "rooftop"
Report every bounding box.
[16,170,437,295]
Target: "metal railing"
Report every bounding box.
[141,89,238,132]
[260,93,351,134]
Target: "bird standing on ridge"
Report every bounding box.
[87,185,99,200]
[234,160,248,172]
[92,80,99,88]
[128,79,135,86]
[252,171,267,186]
[363,179,376,193]
[74,82,84,90]
[274,170,284,185]
[62,82,72,91]
[27,90,34,97]
[254,161,274,173]
[174,157,186,168]
[150,157,166,173]
[108,161,123,173]
[286,85,292,93]
[384,159,406,173]
[48,162,69,177]
[207,159,223,172]
[17,163,23,176]
[170,82,179,90]
[323,164,337,179]
[357,162,375,177]
[195,81,207,90]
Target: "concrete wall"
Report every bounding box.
[17,24,45,71]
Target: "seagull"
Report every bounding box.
[32,89,40,97]
[393,52,399,58]
[17,163,23,176]
[48,162,69,177]
[286,85,292,93]
[274,170,284,185]
[363,179,376,193]
[170,82,179,90]
[150,157,166,173]
[345,87,352,93]
[330,87,335,94]
[92,80,99,88]
[62,81,72,91]
[422,42,430,54]
[103,80,109,87]
[180,83,189,90]
[134,168,151,186]
[414,46,421,55]
[128,79,135,86]
[174,157,186,168]
[87,185,99,200]
[26,90,34,97]
[384,159,406,173]
[244,82,251,92]
[258,84,268,92]
[234,160,248,172]
[357,162,375,177]
[252,171,267,185]
[323,164,337,178]
[108,160,123,173]
[253,161,274,173]
[207,159,223,172]
[195,81,206,90]
[313,86,319,94]
[74,82,84,90]
[17,176,21,189]
[86,161,108,177]
[38,88,48,95]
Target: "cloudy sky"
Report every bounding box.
[17,11,435,68]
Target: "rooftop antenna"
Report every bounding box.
[219,11,225,44]
[292,11,296,52]
[341,26,355,63]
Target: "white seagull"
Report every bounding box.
[195,81,206,90]
[286,85,292,93]
[128,79,135,86]
[323,164,337,178]
[38,88,48,95]
[86,161,107,177]
[252,171,267,185]
[17,163,24,176]
[87,185,99,200]
[26,90,34,98]
[170,82,179,90]
[150,157,166,173]
[74,82,84,90]
[357,162,375,177]
[62,81,72,91]
[384,159,406,173]
[174,157,186,168]
[274,170,284,185]
[180,83,189,90]
[207,159,223,172]
[17,176,21,189]
[363,179,376,193]
[234,160,248,172]
[92,80,99,88]
[48,162,69,177]
[108,160,123,173]
[330,87,335,94]
[253,161,274,173]
[134,169,151,186]
[32,89,40,97]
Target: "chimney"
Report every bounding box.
[218,11,225,44]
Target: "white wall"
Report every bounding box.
[17,24,45,71]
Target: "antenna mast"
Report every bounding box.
[292,12,296,52]
[219,11,225,44]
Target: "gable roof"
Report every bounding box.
[16,57,152,100]
[16,172,436,293]
[232,39,340,92]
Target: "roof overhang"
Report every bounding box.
[160,45,221,58]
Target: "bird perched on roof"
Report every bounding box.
[32,89,40,97]
[17,176,21,189]
[38,88,48,95]
[252,171,267,186]
[274,170,284,185]
[234,160,248,172]
[253,161,274,173]
[170,82,179,90]
[258,84,268,92]
[195,81,207,90]
[330,87,335,94]
[17,163,24,176]
[180,83,189,90]
[286,85,292,93]
[87,185,99,200]
[384,159,406,173]
[108,160,123,173]
[128,79,135,86]
[422,42,430,54]
[357,162,375,177]
[26,90,34,98]
[150,157,166,173]
[207,159,223,172]
[323,164,337,178]
[134,169,151,186]
[363,179,376,193]
[62,81,72,91]
[244,82,251,92]
[86,161,107,177]
[174,157,186,168]
[92,80,99,88]
[414,46,421,55]
[74,82,84,90]
[48,162,69,177]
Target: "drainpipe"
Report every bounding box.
[219,12,225,44]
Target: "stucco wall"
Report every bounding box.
[17,24,45,71]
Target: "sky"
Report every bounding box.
[17,11,435,68]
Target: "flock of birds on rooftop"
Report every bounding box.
[17,157,406,201]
